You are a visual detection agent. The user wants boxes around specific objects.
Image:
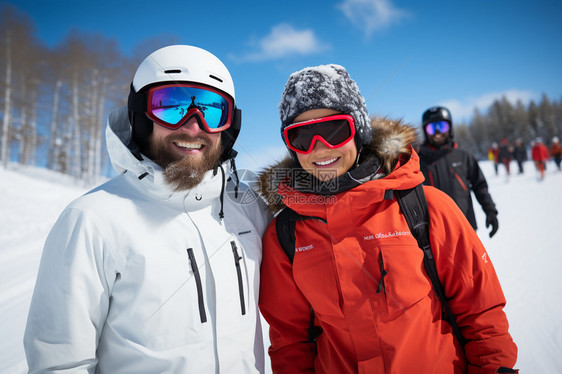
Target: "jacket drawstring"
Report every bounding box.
[207,162,236,220]
[230,158,240,199]
[205,160,240,220]
[354,146,363,168]
[218,165,225,219]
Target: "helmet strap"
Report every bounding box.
[127,83,153,158]
[219,107,241,163]
[127,83,147,114]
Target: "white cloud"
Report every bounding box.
[439,89,538,123]
[233,24,330,62]
[337,0,410,37]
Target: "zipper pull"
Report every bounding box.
[230,241,246,315]
[377,252,387,295]
[187,248,207,323]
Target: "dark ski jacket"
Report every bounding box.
[417,142,497,229]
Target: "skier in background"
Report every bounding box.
[512,138,527,174]
[418,106,499,237]
[498,138,513,178]
[488,142,500,176]
[549,136,562,171]
[531,137,550,181]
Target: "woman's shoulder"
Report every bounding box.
[422,185,465,219]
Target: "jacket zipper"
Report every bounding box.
[230,241,246,315]
[428,170,435,186]
[450,168,468,192]
[187,248,207,323]
[377,252,387,295]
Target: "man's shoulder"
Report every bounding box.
[449,147,476,161]
[224,179,272,231]
[423,184,456,203]
[67,173,139,213]
[417,143,438,158]
[422,185,467,220]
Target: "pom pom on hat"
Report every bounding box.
[279,64,372,148]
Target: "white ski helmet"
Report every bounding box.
[127,45,241,162]
[133,45,235,98]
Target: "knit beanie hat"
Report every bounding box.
[279,64,372,148]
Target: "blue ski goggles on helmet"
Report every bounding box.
[145,83,234,133]
[424,120,450,135]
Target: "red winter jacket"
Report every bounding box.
[532,142,550,162]
[259,120,517,374]
[549,142,562,157]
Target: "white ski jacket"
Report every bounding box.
[24,106,270,373]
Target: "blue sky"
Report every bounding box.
[5,0,562,171]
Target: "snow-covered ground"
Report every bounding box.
[1,159,561,373]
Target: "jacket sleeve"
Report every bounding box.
[24,207,117,373]
[425,187,518,373]
[466,153,497,215]
[259,219,316,373]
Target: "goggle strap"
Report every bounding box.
[128,84,148,114]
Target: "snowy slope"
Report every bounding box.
[474,162,562,373]
[0,169,91,373]
[1,160,561,373]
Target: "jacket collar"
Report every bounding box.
[105,106,230,212]
[258,117,423,214]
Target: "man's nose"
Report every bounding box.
[178,116,204,135]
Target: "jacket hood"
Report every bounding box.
[418,140,459,163]
[106,106,184,198]
[105,106,241,214]
[106,106,145,176]
[258,117,422,213]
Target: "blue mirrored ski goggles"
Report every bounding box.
[425,120,450,135]
[146,83,234,133]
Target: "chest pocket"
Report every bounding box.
[378,243,432,318]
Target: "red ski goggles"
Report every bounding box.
[283,114,356,154]
[145,83,234,133]
[425,120,450,135]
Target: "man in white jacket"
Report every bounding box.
[24,45,270,373]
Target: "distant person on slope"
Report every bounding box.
[513,138,527,174]
[488,142,500,176]
[418,106,499,237]
[532,137,550,180]
[498,138,513,177]
[549,136,562,171]
[23,45,269,373]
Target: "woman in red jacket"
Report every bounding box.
[258,64,517,373]
[532,138,550,180]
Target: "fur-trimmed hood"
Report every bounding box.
[258,117,419,213]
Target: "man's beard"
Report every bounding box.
[147,133,222,191]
